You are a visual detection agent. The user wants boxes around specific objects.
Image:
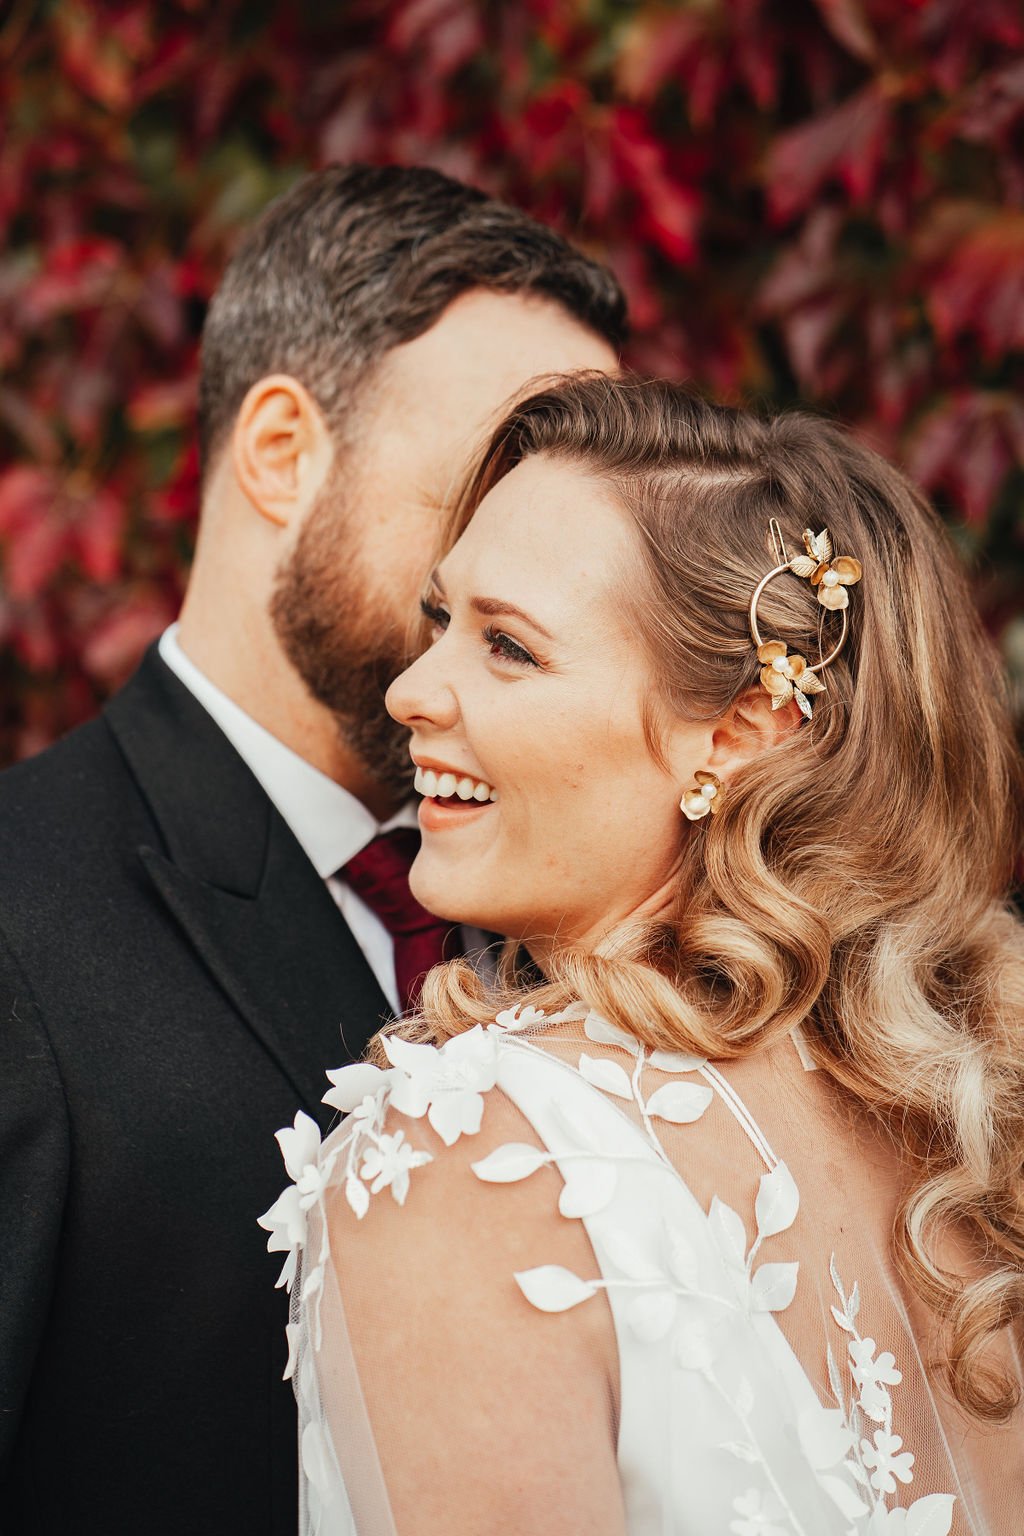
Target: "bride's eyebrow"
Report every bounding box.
[470,595,554,642]
[427,570,554,643]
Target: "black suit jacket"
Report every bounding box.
[0,644,394,1533]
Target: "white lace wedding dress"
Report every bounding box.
[260,1007,1023,1535]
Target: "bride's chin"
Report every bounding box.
[409,871,484,929]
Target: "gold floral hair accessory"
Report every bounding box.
[748,522,862,721]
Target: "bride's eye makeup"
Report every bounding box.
[482,625,539,668]
[420,586,541,668]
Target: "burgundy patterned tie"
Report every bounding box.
[341,828,460,1013]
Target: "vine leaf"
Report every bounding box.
[472,1143,550,1183]
[515,1265,597,1313]
[578,1053,633,1099]
[750,1260,799,1312]
[754,1160,800,1238]
[646,1081,714,1123]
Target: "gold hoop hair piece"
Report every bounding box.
[748,523,863,721]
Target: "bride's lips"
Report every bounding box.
[418,795,494,833]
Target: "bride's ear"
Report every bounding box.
[706,685,800,780]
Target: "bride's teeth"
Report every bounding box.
[414,765,497,803]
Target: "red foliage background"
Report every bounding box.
[2,0,1023,763]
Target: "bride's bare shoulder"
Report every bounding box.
[318,1035,624,1536]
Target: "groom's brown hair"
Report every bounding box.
[197,163,627,478]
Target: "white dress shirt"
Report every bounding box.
[159,624,418,1013]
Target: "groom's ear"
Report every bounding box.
[231,374,333,529]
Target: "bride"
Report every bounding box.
[260,374,1024,1535]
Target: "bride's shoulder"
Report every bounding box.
[326,1020,558,1224]
[268,1016,625,1535]
[261,1016,593,1280]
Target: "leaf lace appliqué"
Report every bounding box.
[261,1009,959,1534]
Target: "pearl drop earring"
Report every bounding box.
[680,771,724,821]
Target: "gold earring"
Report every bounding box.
[680,770,723,821]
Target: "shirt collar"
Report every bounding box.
[158,624,417,879]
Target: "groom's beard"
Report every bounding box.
[269,477,416,801]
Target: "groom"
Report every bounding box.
[0,165,623,1534]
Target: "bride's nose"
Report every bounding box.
[386,646,460,731]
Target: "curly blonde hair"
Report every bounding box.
[385,373,1024,1423]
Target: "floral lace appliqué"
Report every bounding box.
[260,1009,957,1535]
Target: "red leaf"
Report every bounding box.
[928,212,1024,359]
[135,263,188,350]
[23,239,122,324]
[0,465,56,535]
[736,32,780,112]
[0,389,62,464]
[765,85,890,224]
[810,0,878,63]
[55,1,134,110]
[612,108,700,265]
[947,58,1024,145]
[385,0,485,75]
[520,83,589,177]
[72,487,125,584]
[784,297,846,390]
[80,595,173,687]
[908,394,1020,525]
[614,12,704,103]
[604,243,661,333]
[4,517,70,601]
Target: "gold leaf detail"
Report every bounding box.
[804,528,832,563]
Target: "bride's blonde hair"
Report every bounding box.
[392,373,1024,1423]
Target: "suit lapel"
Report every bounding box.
[106,645,394,1125]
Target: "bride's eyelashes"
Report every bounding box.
[419,596,450,638]
[482,625,539,668]
[419,596,540,669]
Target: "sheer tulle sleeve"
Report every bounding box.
[264,1024,623,1536]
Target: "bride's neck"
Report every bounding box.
[521,876,682,979]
